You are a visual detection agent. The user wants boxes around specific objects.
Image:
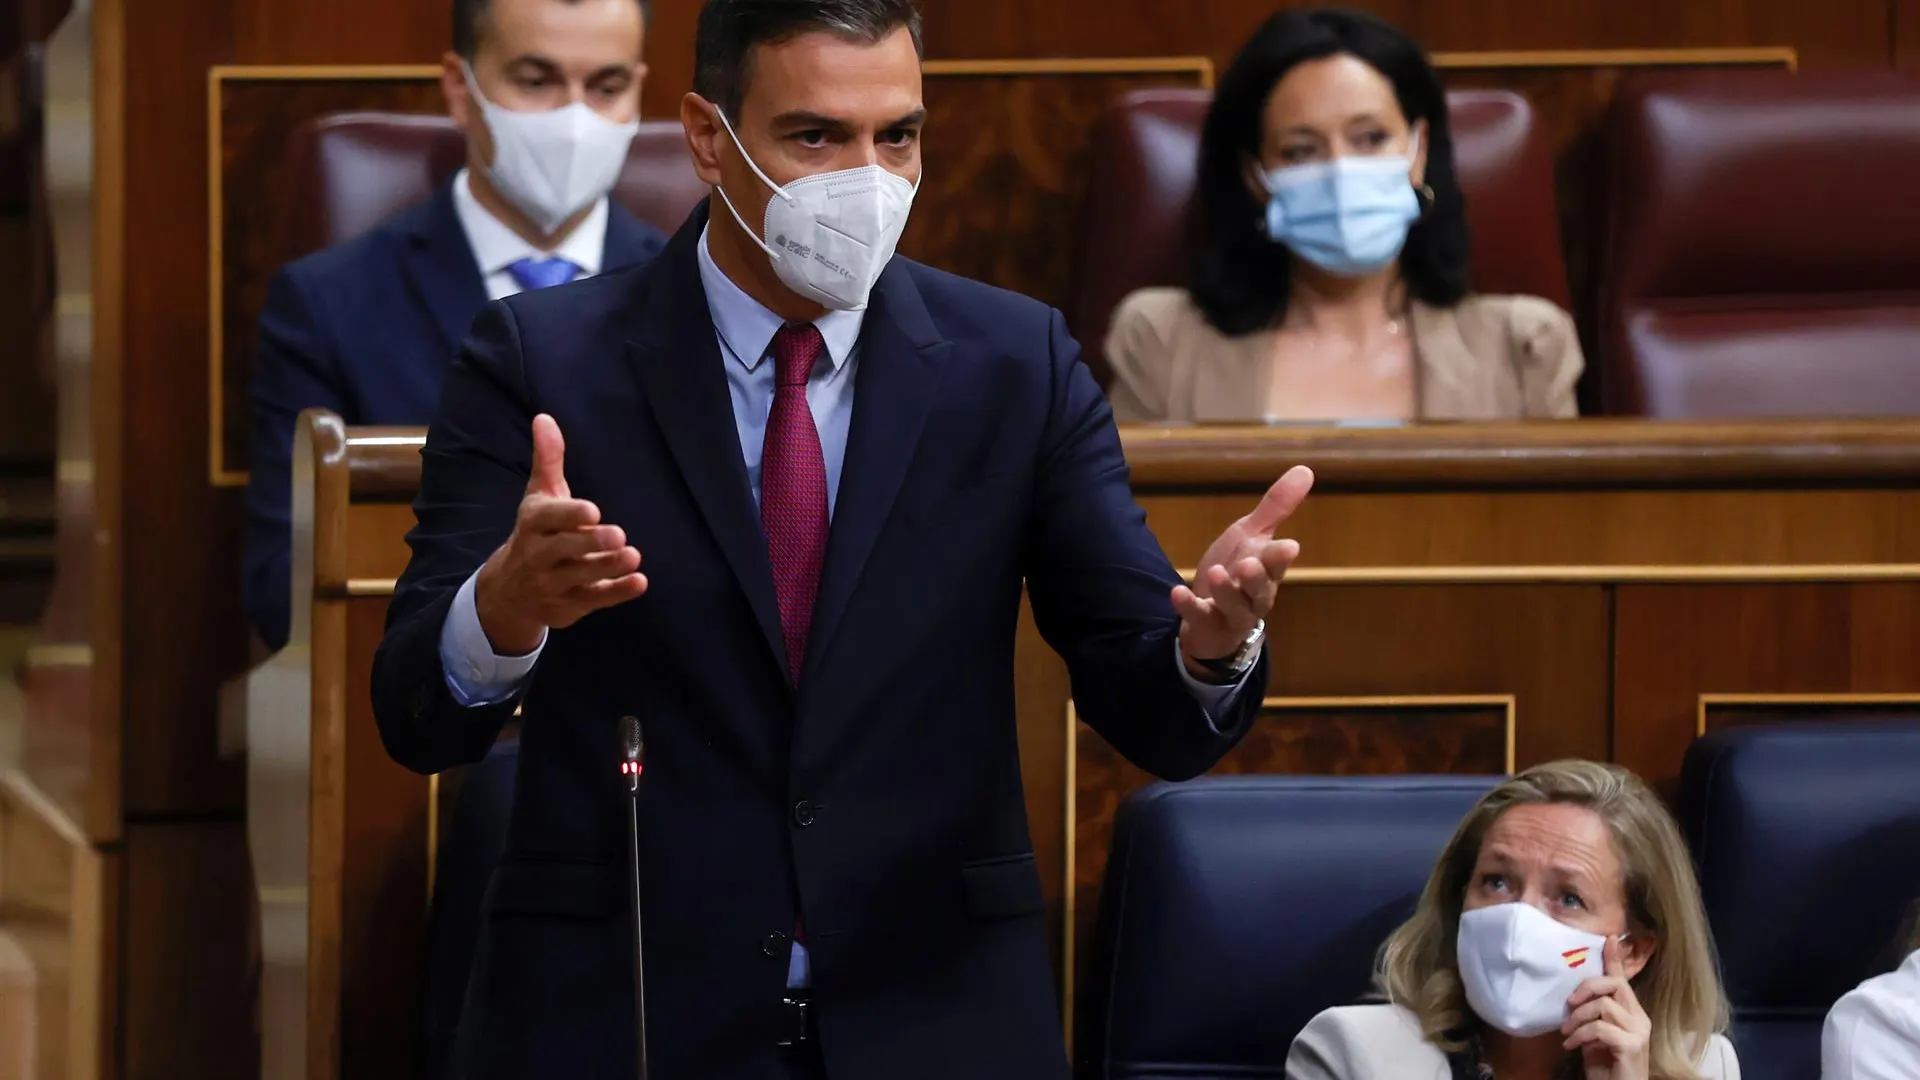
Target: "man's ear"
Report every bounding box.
[681,93,725,187]
[444,51,493,169]
[441,51,473,129]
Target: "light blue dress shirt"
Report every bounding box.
[436,225,1249,988]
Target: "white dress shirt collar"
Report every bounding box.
[696,223,862,373]
[452,167,609,280]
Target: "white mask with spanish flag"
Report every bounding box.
[1457,902,1614,1037]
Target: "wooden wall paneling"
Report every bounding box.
[640,0,696,120]
[1901,0,1920,68]
[121,0,247,818]
[68,844,118,1080]
[1698,694,1920,733]
[1139,489,1920,576]
[632,0,1901,114]
[900,58,1210,316]
[83,0,124,846]
[1612,583,1920,793]
[332,597,430,1080]
[228,3,442,65]
[122,821,255,1080]
[121,0,465,810]
[1012,597,1070,1003]
[911,0,1888,72]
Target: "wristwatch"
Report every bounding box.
[1192,619,1266,683]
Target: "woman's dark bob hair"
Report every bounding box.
[1189,7,1471,337]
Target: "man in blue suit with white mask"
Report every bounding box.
[243,0,667,651]
[374,1,1317,1076]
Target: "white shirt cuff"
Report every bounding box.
[440,569,545,706]
[1175,635,1250,732]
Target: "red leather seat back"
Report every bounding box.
[275,111,707,264]
[1597,72,1920,417]
[1066,87,1566,383]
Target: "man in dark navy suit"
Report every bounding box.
[372,1,1316,1078]
[243,0,667,650]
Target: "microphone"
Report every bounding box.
[619,715,648,1080]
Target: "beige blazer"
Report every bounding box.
[1285,1004,1741,1080]
[1103,287,1584,423]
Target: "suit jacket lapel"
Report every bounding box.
[402,188,490,356]
[602,202,667,271]
[804,264,947,681]
[627,205,789,674]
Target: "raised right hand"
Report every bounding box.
[473,413,646,655]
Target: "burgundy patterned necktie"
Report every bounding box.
[761,323,829,683]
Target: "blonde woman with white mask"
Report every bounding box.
[1286,761,1739,1080]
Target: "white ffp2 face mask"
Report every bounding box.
[1456,902,1616,1037]
[709,105,919,312]
[464,63,640,236]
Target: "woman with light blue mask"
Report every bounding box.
[1104,9,1584,424]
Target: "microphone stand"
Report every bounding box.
[620,715,649,1080]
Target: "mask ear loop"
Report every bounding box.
[712,104,795,208]
[706,103,796,262]
[459,59,493,110]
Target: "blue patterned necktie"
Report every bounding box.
[505,256,580,292]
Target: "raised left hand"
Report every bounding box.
[1564,936,1652,1080]
[1173,465,1314,669]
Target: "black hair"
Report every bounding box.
[694,0,924,120]
[1189,7,1470,337]
[454,0,651,61]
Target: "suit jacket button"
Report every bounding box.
[761,930,790,958]
[792,800,816,828]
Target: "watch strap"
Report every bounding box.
[1194,619,1265,679]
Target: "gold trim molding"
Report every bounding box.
[337,562,1920,599]
[212,64,441,82]
[1060,691,1515,1053]
[1696,692,1920,736]
[1431,46,1797,71]
[923,56,1214,87]
[1181,564,1920,586]
[23,642,94,669]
